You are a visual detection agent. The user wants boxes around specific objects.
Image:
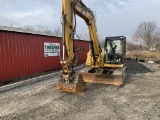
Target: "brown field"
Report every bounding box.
[126,52,160,61]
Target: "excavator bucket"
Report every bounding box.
[80,66,127,85]
[57,74,88,92]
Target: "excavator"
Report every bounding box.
[57,0,127,92]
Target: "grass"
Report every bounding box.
[126,51,160,61]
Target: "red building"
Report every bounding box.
[0,26,90,82]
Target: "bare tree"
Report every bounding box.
[77,34,85,40]
[98,34,105,47]
[53,27,62,37]
[127,42,139,53]
[132,32,142,45]
[78,33,90,41]
[22,25,55,34]
[155,35,160,52]
[132,32,143,52]
[34,25,54,34]
[43,26,53,34]
[35,25,45,32]
[136,21,159,50]
[23,25,35,31]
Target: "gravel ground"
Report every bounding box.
[0,60,160,120]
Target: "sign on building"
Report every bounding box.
[44,42,60,57]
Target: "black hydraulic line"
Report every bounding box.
[90,41,96,64]
[79,0,87,8]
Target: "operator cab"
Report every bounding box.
[104,36,126,65]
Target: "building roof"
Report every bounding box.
[0,25,89,41]
[0,25,57,37]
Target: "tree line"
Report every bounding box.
[127,21,160,52]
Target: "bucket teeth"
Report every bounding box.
[57,74,88,92]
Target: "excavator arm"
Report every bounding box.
[57,0,101,92]
[62,0,101,67]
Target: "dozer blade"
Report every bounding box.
[80,67,127,85]
[57,74,88,92]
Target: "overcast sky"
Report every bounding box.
[0,0,160,39]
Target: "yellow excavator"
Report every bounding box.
[57,0,127,92]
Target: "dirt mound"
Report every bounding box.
[126,60,152,74]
